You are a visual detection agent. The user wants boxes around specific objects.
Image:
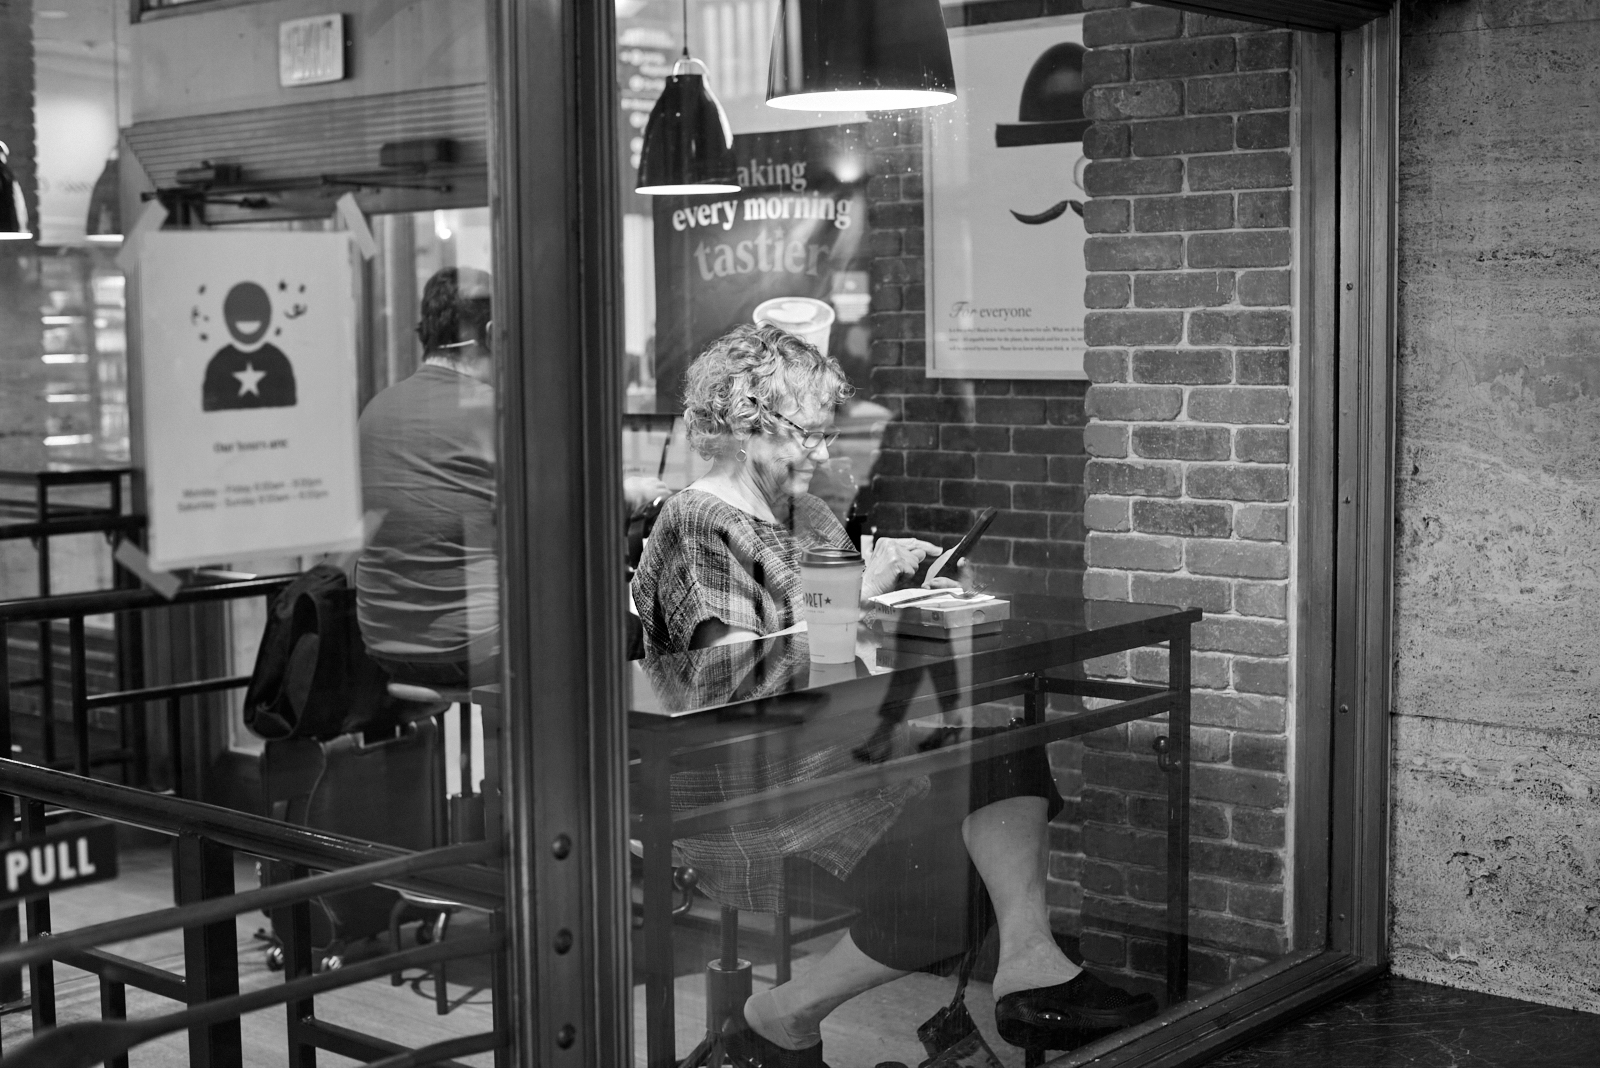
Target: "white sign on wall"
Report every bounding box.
[137,231,364,570]
[279,15,347,88]
[925,16,1090,379]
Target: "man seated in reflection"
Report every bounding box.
[632,324,1157,1063]
[357,267,668,689]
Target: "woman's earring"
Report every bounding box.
[736,448,748,462]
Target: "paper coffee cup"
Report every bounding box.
[754,296,836,357]
[800,546,863,664]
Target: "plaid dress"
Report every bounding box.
[633,489,928,911]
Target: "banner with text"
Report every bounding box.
[653,124,869,410]
[138,231,364,570]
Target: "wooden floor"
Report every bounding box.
[0,839,1035,1067]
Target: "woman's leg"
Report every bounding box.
[745,931,908,1050]
[962,795,1083,999]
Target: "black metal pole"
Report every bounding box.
[174,832,241,1067]
[69,616,88,776]
[24,799,55,1033]
[1165,626,1192,1004]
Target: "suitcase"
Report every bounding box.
[259,719,446,970]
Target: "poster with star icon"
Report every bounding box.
[136,231,364,570]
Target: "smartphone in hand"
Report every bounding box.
[912,507,998,586]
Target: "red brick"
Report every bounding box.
[874,475,940,502]
[1086,385,1183,421]
[1132,424,1231,460]
[1083,47,1131,86]
[1084,158,1184,196]
[1193,763,1287,808]
[1085,495,1131,531]
[1193,616,1288,658]
[1080,931,1127,970]
[881,422,938,450]
[1013,426,1083,455]
[1086,459,1181,497]
[1085,311,1184,347]
[1235,581,1288,619]
[1189,910,1286,954]
[1131,36,1235,79]
[1133,499,1232,538]
[977,453,1048,482]
[906,504,980,536]
[1190,151,1291,190]
[939,423,1009,452]
[1084,81,1183,120]
[1131,572,1231,613]
[1083,5,1184,47]
[1238,269,1291,307]
[1187,387,1290,424]
[1082,350,1128,386]
[1085,234,1184,271]
[1190,839,1284,884]
[1237,111,1291,149]
[1081,820,1169,868]
[993,510,1050,539]
[1187,462,1288,501]
[1083,568,1130,599]
[1193,690,1287,732]
[1083,425,1129,461]
[1136,270,1232,308]
[1134,193,1233,232]
[1184,12,1265,35]
[1186,71,1290,113]
[903,395,971,423]
[875,451,906,477]
[1235,504,1288,542]
[1130,649,1231,690]
[1085,532,1182,571]
[1187,539,1289,579]
[1234,656,1289,696]
[1190,309,1292,347]
[1229,884,1285,924]
[1049,454,1088,483]
[1239,190,1291,228]
[1130,114,1234,155]
[1236,427,1290,463]
[1231,732,1287,772]
[1188,230,1291,269]
[1237,347,1290,383]
[1231,808,1286,848]
[941,480,1010,510]
[1083,197,1130,234]
[1083,121,1132,160]
[1012,539,1085,570]
[905,450,974,479]
[973,396,1046,424]
[870,366,925,395]
[1237,31,1292,71]
[1131,347,1231,384]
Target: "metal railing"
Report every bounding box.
[0,760,506,1068]
[0,575,291,790]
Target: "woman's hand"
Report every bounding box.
[860,537,945,600]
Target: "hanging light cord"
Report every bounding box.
[680,0,690,59]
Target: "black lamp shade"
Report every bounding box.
[635,63,740,196]
[767,0,956,111]
[0,150,29,240]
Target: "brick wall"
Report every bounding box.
[1073,0,1295,993]
[0,0,44,475]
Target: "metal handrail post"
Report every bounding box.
[23,801,53,1033]
[174,831,242,1067]
[68,618,88,776]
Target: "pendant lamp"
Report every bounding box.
[635,0,739,195]
[767,0,956,112]
[0,141,32,241]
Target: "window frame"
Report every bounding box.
[487,2,1401,1065]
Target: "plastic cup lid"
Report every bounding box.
[801,547,863,568]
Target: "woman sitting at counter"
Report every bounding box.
[632,324,1157,1064]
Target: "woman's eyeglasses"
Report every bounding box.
[758,404,839,450]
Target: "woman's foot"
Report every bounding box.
[994,970,1159,1052]
[743,988,824,1052]
[991,934,1082,1000]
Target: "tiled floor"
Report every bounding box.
[1208,975,1600,1068]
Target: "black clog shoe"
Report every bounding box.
[994,969,1160,1051]
[724,1026,830,1068]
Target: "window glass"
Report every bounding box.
[615,2,1302,1063]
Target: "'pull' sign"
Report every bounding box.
[0,822,118,905]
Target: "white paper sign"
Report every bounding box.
[137,231,364,570]
[925,16,1089,379]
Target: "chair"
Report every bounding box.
[384,681,478,1014]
